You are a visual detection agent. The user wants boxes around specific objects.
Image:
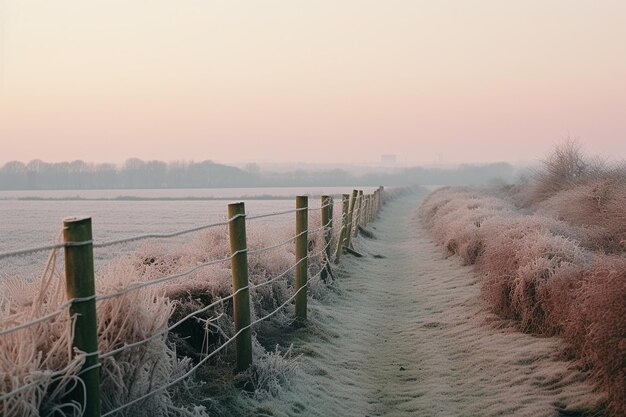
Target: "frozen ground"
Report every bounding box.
[223,190,603,417]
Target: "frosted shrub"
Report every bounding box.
[531,140,591,201]
[500,142,626,254]
[508,231,585,332]
[565,256,626,413]
[242,340,299,399]
[535,179,626,253]
[420,185,626,415]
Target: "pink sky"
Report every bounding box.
[1,1,625,165]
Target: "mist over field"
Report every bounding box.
[0,159,520,190]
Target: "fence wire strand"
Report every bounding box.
[1,219,331,337]
[0,203,333,261]
[0,295,96,337]
[0,194,365,412]
[0,242,67,261]
[95,252,240,302]
[101,267,322,417]
[92,216,239,249]
[101,229,333,359]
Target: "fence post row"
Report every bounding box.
[63,217,101,417]
[295,196,309,320]
[6,187,389,412]
[227,202,253,372]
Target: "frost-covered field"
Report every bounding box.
[0,186,378,253]
[0,202,339,416]
[2,186,377,416]
[0,187,379,279]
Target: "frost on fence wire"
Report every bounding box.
[0,201,337,416]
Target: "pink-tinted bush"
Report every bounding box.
[500,142,626,254]
[422,188,513,266]
[564,256,626,414]
[420,186,626,415]
[535,178,626,253]
[530,140,592,202]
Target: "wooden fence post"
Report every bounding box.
[334,194,350,263]
[329,196,334,225]
[227,202,252,371]
[63,217,101,417]
[345,190,358,249]
[360,190,365,225]
[373,190,378,216]
[295,196,308,320]
[354,190,364,235]
[320,195,332,283]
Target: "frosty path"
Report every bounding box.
[246,190,600,417]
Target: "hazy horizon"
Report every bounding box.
[1,1,625,165]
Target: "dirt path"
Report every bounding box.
[243,190,602,417]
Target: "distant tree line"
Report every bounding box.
[0,159,257,190]
[0,158,516,190]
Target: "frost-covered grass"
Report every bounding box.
[419,144,626,416]
[0,211,332,416]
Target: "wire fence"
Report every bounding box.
[0,188,385,417]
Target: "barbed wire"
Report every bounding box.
[250,236,332,291]
[101,268,321,416]
[245,207,306,221]
[0,203,334,261]
[0,220,332,337]
[0,294,96,337]
[0,350,98,402]
[0,242,67,261]
[1,246,331,409]
[247,231,305,256]
[0,257,330,408]
[91,216,239,249]
[94,253,238,302]
[101,234,333,359]
[306,201,333,212]
[0,194,370,411]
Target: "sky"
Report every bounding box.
[0,1,625,166]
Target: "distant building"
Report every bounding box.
[380,154,397,165]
